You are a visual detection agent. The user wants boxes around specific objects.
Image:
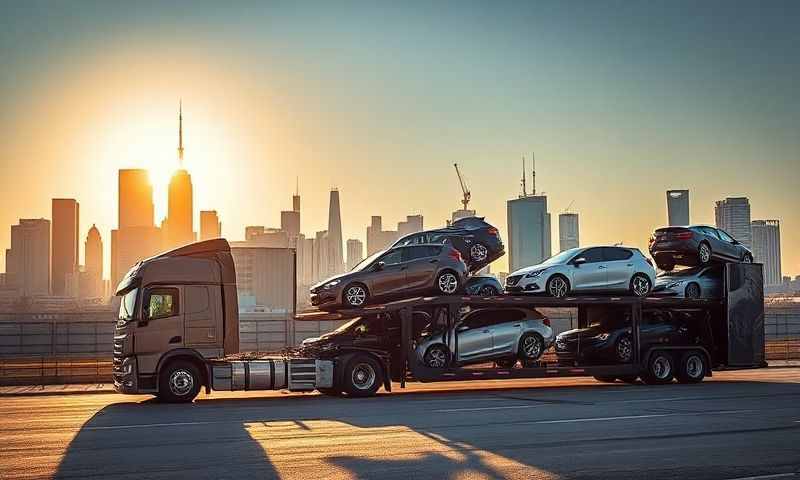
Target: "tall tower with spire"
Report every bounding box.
[164,101,195,249]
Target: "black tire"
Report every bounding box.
[436,270,460,295]
[518,332,545,361]
[342,283,369,308]
[495,358,517,368]
[423,344,451,369]
[698,242,712,265]
[479,285,498,296]
[615,335,633,363]
[593,376,617,383]
[343,355,383,397]
[676,351,707,384]
[642,351,675,385]
[157,360,202,403]
[685,282,701,299]
[546,275,570,298]
[629,273,652,297]
[617,375,639,384]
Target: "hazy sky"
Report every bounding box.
[1,1,798,277]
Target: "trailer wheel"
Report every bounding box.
[157,360,202,403]
[676,351,706,384]
[593,376,617,383]
[343,355,383,397]
[642,351,675,385]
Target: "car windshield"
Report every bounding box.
[350,250,385,272]
[332,317,363,333]
[118,288,138,322]
[539,248,582,267]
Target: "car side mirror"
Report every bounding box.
[373,261,385,271]
[456,324,469,332]
[573,257,587,266]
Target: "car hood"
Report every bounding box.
[509,264,552,276]
[558,326,604,340]
[311,272,358,291]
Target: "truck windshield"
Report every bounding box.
[118,288,138,322]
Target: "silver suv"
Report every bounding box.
[506,246,656,298]
[415,307,554,368]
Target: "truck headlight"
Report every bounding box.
[323,280,341,290]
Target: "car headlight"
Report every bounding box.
[525,269,546,278]
[665,281,683,289]
[593,333,610,341]
[322,280,341,290]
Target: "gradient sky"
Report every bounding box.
[1,1,798,277]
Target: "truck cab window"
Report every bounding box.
[146,288,179,319]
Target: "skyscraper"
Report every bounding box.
[666,190,690,226]
[118,169,154,229]
[84,224,103,298]
[164,103,194,249]
[751,220,781,286]
[398,215,423,237]
[507,196,551,272]
[715,197,751,248]
[558,213,579,252]
[6,219,50,296]
[200,210,222,240]
[51,198,79,295]
[313,230,329,282]
[327,189,344,274]
[346,239,364,271]
[280,210,300,241]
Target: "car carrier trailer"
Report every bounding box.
[112,239,764,403]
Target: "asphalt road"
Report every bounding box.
[1,368,799,480]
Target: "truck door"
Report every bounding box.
[184,285,223,353]
[134,286,184,375]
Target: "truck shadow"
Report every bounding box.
[54,379,800,479]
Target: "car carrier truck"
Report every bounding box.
[113,239,765,403]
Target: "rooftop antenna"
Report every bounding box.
[563,200,575,213]
[295,176,299,196]
[531,151,536,196]
[520,155,527,197]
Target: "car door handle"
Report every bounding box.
[482,330,490,333]
[598,266,607,269]
[512,324,521,327]
[626,264,633,267]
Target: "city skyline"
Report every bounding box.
[1,2,798,278]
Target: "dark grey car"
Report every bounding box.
[653,265,724,299]
[310,244,468,310]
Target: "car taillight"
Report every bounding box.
[542,317,551,327]
[448,248,463,262]
[487,227,499,236]
[648,236,655,247]
[673,231,693,240]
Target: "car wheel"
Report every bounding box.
[343,283,369,308]
[494,358,517,368]
[423,344,451,368]
[478,285,498,296]
[469,243,489,263]
[593,376,617,383]
[518,332,544,361]
[546,275,570,298]
[698,242,712,265]
[615,335,633,363]
[343,355,383,397]
[742,253,753,264]
[642,351,675,385]
[436,271,460,295]
[676,351,706,384]
[685,282,701,299]
[157,360,202,403]
[630,273,652,297]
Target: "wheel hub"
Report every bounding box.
[169,370,193,396]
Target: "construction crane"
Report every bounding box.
[563,200,575,213]
[453,163,471,211]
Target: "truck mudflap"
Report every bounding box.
[210,358,333,392]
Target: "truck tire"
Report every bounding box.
[676,351,706,384]
[343,355,383,397]
[157,360,202,403]
[642,351,675,385]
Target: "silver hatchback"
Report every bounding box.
[415,307,554,368]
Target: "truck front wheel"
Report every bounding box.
[343,355,383,397]
[157,360,202,403]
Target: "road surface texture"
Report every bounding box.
[1,368,799,480]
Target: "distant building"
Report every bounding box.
[118,169,154,229]
[507,195,551,272]
[199,210,222,240]
[751,220,781,286]
[297,234,314,286]
[229,242,295,313]
[366,215,423,255]
[327,189,344,275]
[398,215,423,237]
[51,199,80,296]
[451,209,476,224]
[112,168,161,288]
[5,219,50,296]
[715,197,751,248]
[280,210,300,242]
[558,213,579,252]
[245,226,265,241]
[84,225,104,298]
[666,190,690,226]
[346,239,364,271]
[163,103,195,250]
[313,231,329,282]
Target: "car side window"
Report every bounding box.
[145,287,179,319]
[379,249,403,265]
[463,311,491,330]
[701,227,721,239]
[402,245,440,261]
[717,229,735,243]
[579,248,605,264]
[603,247,633,261]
